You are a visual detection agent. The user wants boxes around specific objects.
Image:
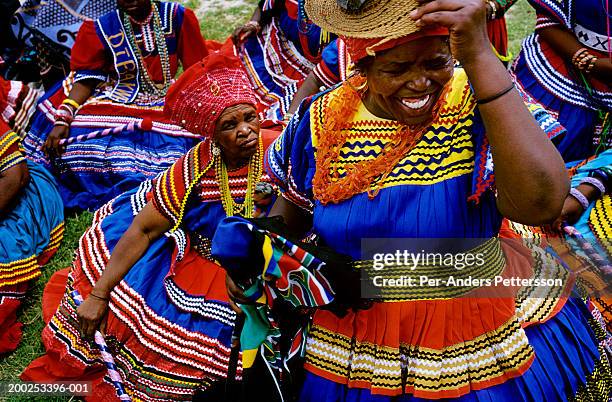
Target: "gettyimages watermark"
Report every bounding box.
[358,237,611,300]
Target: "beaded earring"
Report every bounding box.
[212,143,221,156]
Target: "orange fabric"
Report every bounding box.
[0,282,28,354]
[205,39,224,52]
[312,76,451,205]
[303,238,569,398]
[304,354,535,399]
[177,8,209,70]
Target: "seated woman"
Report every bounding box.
[216,0,611,400]
[510,0,611,162]
[22,0,209,211]
[0,121,64,354]
[230,0,334,121]
[22,54,280,401]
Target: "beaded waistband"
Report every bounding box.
[353,238,506,300]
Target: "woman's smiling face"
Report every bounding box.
[362,36,454,126]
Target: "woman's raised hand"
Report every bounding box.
[77,293,109,339]
[409,0,491,66]
[232,21,260,46]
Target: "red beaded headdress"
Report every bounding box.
[164,53,257,136]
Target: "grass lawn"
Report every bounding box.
[0,0,535,400]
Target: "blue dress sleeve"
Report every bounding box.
[313,39,340,88]
[265,97,317,212]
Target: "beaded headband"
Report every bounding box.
[164,53,257,136]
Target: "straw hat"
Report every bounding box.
[305,0,420,39]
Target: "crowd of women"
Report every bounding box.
[0,0,611,400]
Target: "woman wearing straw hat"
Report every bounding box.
[21,53,279,401]
[219,0,612,400]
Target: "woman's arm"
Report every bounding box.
[412,0,568,225]
[77,202,171,338]
[268,195,314,235]
[0,162,29,215]
[232,5,263,45]
[538,26,612,82]
[42,79,98,157]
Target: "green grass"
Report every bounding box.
[505,0,536,61]
[0,0,537,398]
[198,1,258,42]
[0,212,92,402]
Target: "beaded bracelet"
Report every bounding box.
[62,98,81,110]
[580,177,607,195]
[487,0,498,20]
[572,48,589,65]
[55,106,75,126]
[53,120,70,128]
[569,187,590,210]
[57,103,75,117]
[591,168,611,189]
[55,108,73,120]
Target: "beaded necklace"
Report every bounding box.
[214,137,263,217]
[122,2,172,100]
[312,74,451,205]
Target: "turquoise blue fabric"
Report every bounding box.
[0,160,64,265]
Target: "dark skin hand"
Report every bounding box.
[539,25,612,83]
[0,162,29,215]
[232,6,262,46]
[553,183,601,229]
[225,196,313,308]
[42,80,98,157]
[76,103,262,338]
